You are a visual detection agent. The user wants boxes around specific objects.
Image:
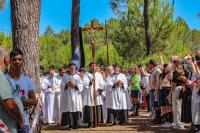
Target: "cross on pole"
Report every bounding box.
[81,19,104,127]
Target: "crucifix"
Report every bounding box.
[81,19,104,127]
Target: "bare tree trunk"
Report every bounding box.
[144,0,151,55]
[71,0,80,53]
[10,0,41,91]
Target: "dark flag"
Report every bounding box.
[71,27,85,69]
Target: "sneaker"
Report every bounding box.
[164,122,172,128]
[148,112,155,118]
[173,125,185,129]
[161,122,168,128]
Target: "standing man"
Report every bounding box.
[54,67,65,126]
[104,66,114,123]
[60,63,83,129]
[45,68,59,124]
[106,63,129,125]
[129,66,141,116]
[148,60,162,124]
[82,62,104,128]
[39,66,49,123]
[0,46,24,133]
[7,49,37,132]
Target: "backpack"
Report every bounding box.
[182,60,193,80]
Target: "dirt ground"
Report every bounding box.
[41,111,189,133]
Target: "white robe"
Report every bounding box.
[54,75,63,124]
[101,80,107,122]
[82,72,105,106]
[39,76,49,122]
[60,74,83,112]
[45,76,59,123]
[191,75,200,125]
[106,73,129,110]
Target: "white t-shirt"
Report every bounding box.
[191,74,200,103]
[6,75,35,126]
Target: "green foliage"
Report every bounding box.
[0,32,12,51]
[40,36,71,70]
[108,0,198,66]
[0,0,6,10]
[1,0,200,69]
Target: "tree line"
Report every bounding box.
[1,0,200,70]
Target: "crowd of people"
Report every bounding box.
[40,63,131,129]
[39,52,200,132]
[0,44,200,133]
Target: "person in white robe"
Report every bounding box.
[191,75,200,131]
[39,72,49,123]
[60,63,83,129]
[82,62,105,128]
[106,63,129,125]
[102,66,114,123]
[54,67,65,126]
[101,70,108,124]
[45,69,59,124]
[191,60,200,132]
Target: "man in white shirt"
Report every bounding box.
[45,68,59,124]
[54,67,65,126]
[148,60,162,124]
[106,63,129,125]
[39,67,49,123]
[60,63,83,129]
[82,62,104,128]
[7,49,37,133]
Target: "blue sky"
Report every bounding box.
[0,0,200,34]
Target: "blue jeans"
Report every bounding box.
[149,90,155,112]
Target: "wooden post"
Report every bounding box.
[105,20,109,66]
[81,19,104,127]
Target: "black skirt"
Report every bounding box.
[107,108,128,123]
[159,87,171,106]
[61,111,82,126]
[180,88,192,123]
[83,105,103,123]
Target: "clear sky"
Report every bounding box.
[0,0,200,34]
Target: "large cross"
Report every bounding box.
[81,19,104,127]
[81,19,104,60]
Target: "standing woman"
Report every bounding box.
[168,61,185,129]
[188,54,200,132]
[129,66,141,116]
[159,64,173,128]
[179,58,193,124]
[139,66,150,112]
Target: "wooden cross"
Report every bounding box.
[81,19,104,60]
[81,19,104,127]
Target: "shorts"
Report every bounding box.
[159,87,171,106]
[131,90,139,98]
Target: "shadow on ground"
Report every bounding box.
[42,111,190,133]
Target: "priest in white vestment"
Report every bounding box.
[82,62,104,128]
[54,67,65,125]
[45,69,59,124]
[106,63,129,125]
[60,63,83,129]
